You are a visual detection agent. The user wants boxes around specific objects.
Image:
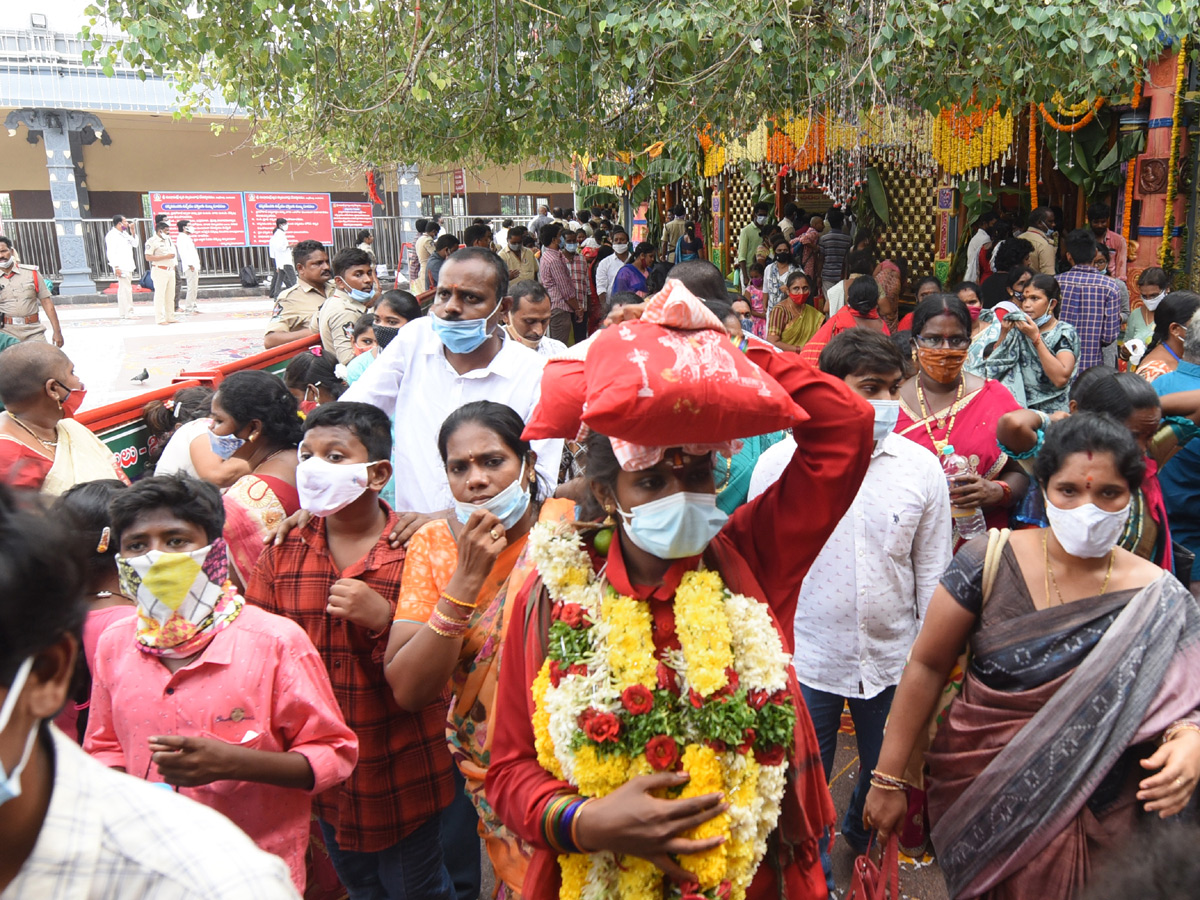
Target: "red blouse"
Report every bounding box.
[486,345,875,900]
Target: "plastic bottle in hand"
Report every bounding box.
[941,444,987,541]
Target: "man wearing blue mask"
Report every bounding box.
[341,246,561,900]
[319,247,380,366]
[748,329,952,882]
[0,485,301,898]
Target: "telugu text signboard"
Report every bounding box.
[332,202,374,229]
[149,192,248,248]
[245,192,333,245]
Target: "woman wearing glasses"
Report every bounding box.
[896,295,1029,534]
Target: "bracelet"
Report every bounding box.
[541,793,585,853]
[870,769,909,790]
[441,591,475,612]
[1163,721,1200,743]
[998,480,1014,507]
[869,777,907,792]
[426,607,470,638]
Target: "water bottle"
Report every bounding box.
[941,445,987,541]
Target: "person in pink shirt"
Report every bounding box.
[49,479,137,744]
[83,475,359,893]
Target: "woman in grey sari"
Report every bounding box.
[864,413,1200,899]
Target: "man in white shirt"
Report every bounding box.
[0,493,300,900]
[267,219,295,299]
[824,248,876,318]
[175,219,201,314]
[748,328,951,873]
[963,210,998,283]
[343,247,563,529]
[104,215,138,320]
[595,227,632,310]
[502,281,568,358]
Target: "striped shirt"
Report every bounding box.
[5,725,299,900]
[538,247,587,313]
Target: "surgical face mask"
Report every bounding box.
[617,491,728,560]
[373,324,400,349]
[1044,498,1131,559]
[279,224,288,232]
[563,242,579,253]
[1033,312,1054,326]
[297,455,378,516]
[454,461,532,531]
[0,656,39,809]
[338,278,373,303]
[208,427,246,460]
[755,215,768,225]
[431,304,498,354]
[1141,291,1165,311]
[0,257,16,270]
[509,241,523,252]
[613,242,629,255]
[506,322,540,349]
[868,399,900,442]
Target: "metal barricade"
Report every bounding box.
[2,220,61,275]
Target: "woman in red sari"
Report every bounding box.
[486,284,875,900]
[896,295,1028,532]
[799,275,891,366]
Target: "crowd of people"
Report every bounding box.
[2,195,1200,900]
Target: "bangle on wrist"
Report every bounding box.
[998,479,1014,507]
[869,769,909,791]
[1163,721,1200,743]
[440,591,476,612]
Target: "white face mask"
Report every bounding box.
[0,257,14,270]
[296,456,378,516]
[1141,291,1165,311]
[0,657,39,809]
[613,242,629,255]
[454,461,532,531]
[867,399,900,442]
[1044,498,1131,558]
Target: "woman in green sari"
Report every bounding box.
[767,270,826,352]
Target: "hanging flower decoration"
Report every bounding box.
[931,100,1015,176]
[1029,103,1039,209]
[1159,37,1189,268]
[1038,96,1105,132]
[1121,71,1145,243]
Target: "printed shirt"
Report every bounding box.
[265,279,326,335]
[317,288,368,366]
[1056,265,1122,371]
[538,247,585,312]
[246,507,455,852]
[84,604,358,890]
[749,433,953,698]
[5,726,300,900]
[342,315,563,513]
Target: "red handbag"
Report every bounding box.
[845,833,900,900]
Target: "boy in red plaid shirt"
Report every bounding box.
[246,402,455,899]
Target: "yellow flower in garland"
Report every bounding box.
[601,591,657,689]
[724,751,762,900]
[532,661,564,779]
[559,854,590,900]
[677,744,730,888]
[675,570,734,697]
[617,855,662,897]
[573,744,630,798]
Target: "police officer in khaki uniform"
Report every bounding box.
[263,240,332,349]
[144,220,178,325]
[0,235,64,346]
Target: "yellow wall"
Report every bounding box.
[1,108,571,196]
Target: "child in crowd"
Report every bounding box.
[743,261,768,337]
[146,385,249,485]
[345,290,423,386]
[246,402,456,899]
[284,348,349,414]
[351,313,377,355]
[84,475,358,893]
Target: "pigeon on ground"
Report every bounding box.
[130,368,150,383]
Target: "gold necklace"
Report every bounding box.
[5,411,57,449]
[915,378,964,455]
[1043,530,1116,607]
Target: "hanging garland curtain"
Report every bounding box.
[1120,72,1145,243]
[1159,37,1189,268]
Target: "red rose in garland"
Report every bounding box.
[555,602,585,628]
[645,735,680,771]
[583,711,621,744]
[756,745,786,767]
[621,684,654,715]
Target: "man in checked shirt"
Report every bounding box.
[1057,229,1122,372]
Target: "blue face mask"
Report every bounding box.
[455,461,531,530]
[0,657,39,809]
[1033,312,1053,326]
[618,491,728,559]
[208,427,246,460]
[430,306,498,354]
[346,286,374,303]
[563,242,579,253]
[868,399,900,442]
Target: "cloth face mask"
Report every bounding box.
[916,347,969,385]
[118,540,243,658]
[1141,291,1165,311]
[0,657,39,809]
[618,491,728,559]
[208,428,245,460]
[868,399,900,442]
[1044,498,1131,559]
[297,456,377,516]
[454,461,532,531]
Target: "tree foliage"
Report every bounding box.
[80,0,1199,171]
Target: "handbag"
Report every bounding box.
[846,833,899,900]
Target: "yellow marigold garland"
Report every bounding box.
[532,661,564,780]
[601,591,657,689]
[1121,71,1145,243]
[675,570,734,697]
[1029,103,1039,210]
[932,104,1015,176]
[1160,37,1189,269]
[676,744,730,889]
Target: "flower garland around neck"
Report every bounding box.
[528,520,795,900]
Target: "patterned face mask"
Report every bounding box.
[117,539,242,658]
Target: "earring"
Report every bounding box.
[602,506,616,528]
[95,526,111,554]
